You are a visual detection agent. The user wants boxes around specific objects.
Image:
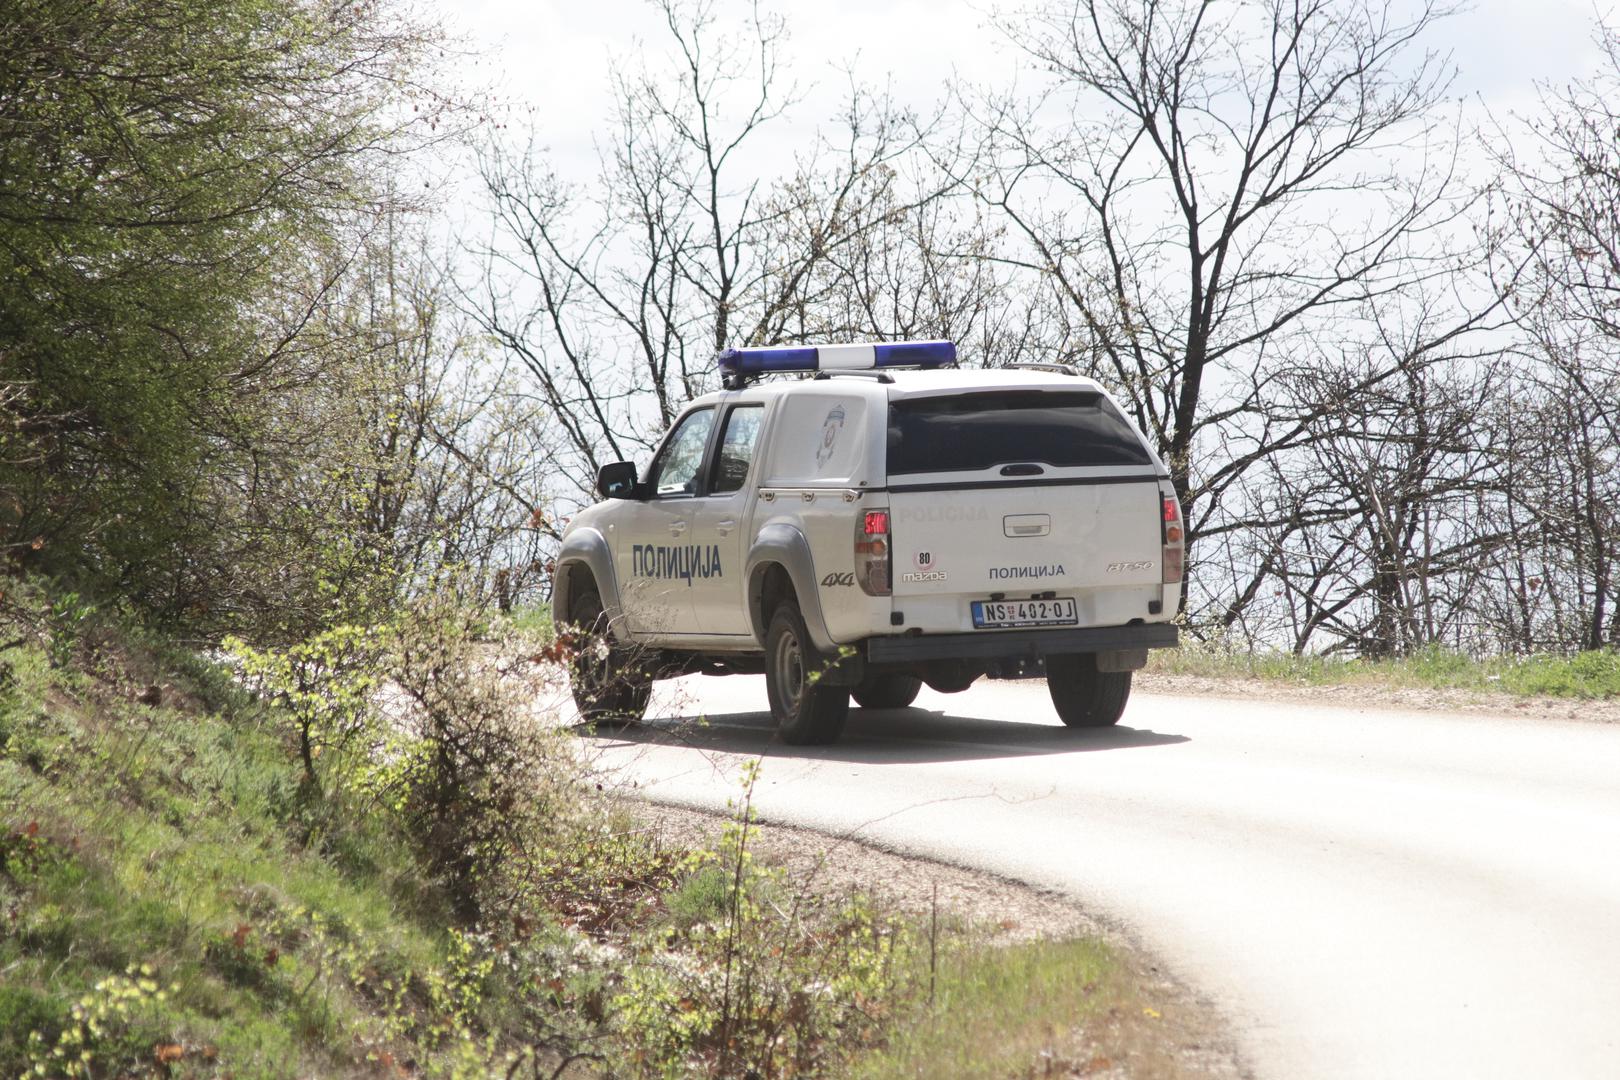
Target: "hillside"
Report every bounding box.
[1,584,1184,1079]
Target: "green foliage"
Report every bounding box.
[608,766,912,1078]
[503,605,556,639]
[849,938,1116,1080]
[224,577,579,927]
[1497,649,1620,697]
[44,593,95,670]
[665,864,745,929]
[0,645,59,771]
[0,591,547,1077]
[225,625,386,800]
[2,583,1144,1079]
[382,580,577,924]
[21,966,178,1078]
[0,0,445,629]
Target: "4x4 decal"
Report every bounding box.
[632,543,722,584]
[820,571,855,587]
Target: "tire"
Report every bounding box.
[764,600,849,745]
[923,668,979,694]
[851,673,922,710]
[565,581,652,726]
[1046,654,1132,728]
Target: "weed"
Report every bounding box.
[225,624,385,801]
[666,864,740,928]
[851,938,1114,1080]
[1,580,1146,1080]
[45,592,96,670]
[382,580,578,924]
[608,766,912,1078]
[504,604,555,639]
[22,966,178,1078]
[1151,640,1620,699]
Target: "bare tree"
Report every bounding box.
[464,0,997,506]
[188,212,555,638]
[1489,19,1620,650]
[1252,352,1508,655]
[951,0,1497,596]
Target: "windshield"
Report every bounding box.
[885,390,1152,474]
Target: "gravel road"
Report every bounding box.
[585,673,1620,1080]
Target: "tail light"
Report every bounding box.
[1161,494,1184,585]
[855,508,891,596]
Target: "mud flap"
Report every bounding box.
[1095,648,1148,672]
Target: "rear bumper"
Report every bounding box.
[863,622,1177,664]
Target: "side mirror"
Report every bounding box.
[597,460,640,499]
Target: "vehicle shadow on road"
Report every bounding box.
[596,706,1189,764]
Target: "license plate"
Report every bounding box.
[971,597,1078,629]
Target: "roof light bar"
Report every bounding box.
[717,340,956,387]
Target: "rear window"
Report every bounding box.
[886,391,1152,474]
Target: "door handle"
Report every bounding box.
[668,520,689,536]
[716,518,737,536]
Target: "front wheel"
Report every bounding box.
[565,582,653,726]
[851,673,922,710]
[765,601,849,745]
[1046,654,1132,728]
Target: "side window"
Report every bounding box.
[710,405,764,495]
[646,408,716,496]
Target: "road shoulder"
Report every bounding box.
[632,798,1250,1079]
[1137,671,1620,724]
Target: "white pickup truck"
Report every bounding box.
[552,341,1182,744]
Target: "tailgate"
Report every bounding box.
[889,479,1164,596]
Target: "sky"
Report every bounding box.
[427,0,1617,511]
[441,0,1614,186]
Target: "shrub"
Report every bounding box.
[612,767,911,1077]
[226,625,388,805]
[381,581,577,924]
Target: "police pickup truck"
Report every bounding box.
[552,341,1181,744]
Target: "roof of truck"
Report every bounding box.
[692,367,1108,406]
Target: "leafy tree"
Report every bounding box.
[0,0,447,618]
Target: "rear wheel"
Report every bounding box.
[1046,654,1132,728]
[765,600,849,745]
[923,668,980,694]
[851,673,922,710]
[566,581,652,726]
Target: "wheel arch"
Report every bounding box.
[551,527,624,636]
[745,523,837,653]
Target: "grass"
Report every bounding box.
[1148,641,1620,699]
[851,937,1117,1079]
[664,862,754,929]
[0,639,478,1076]
[503,603,554,639]
[0,584,1149,1078]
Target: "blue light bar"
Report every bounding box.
[717,340,956,379]
[871,341,957,368]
